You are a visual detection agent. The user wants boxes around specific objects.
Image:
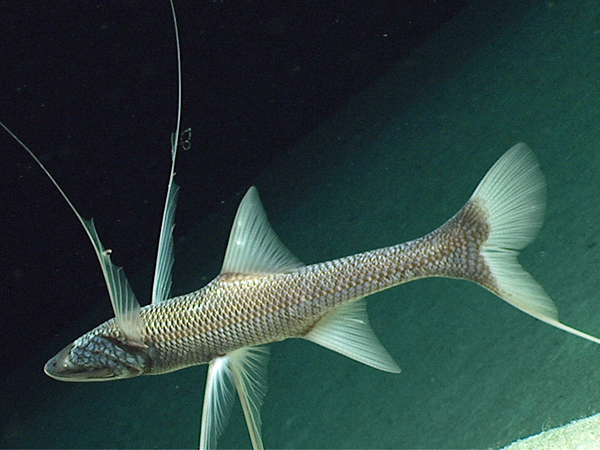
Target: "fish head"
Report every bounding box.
[44,329,155,381]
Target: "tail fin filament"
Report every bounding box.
[445,144,600,344]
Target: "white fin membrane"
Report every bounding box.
[199,346,270,450]
[472,143,600,344]
[304,298,401,373]
[229,346,270,450]
[221,186,305,275]
[83,219,144,342]
[0,122,144,343]
[151,140,179,304]
[152,0,183,304]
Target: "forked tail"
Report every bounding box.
[447,143,600,344]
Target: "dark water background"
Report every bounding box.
[3,0,600,448]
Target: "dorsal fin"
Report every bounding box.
[221,187,304,275]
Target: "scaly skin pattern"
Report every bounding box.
[75,200,492,375]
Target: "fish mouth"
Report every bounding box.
[44,343,115,382]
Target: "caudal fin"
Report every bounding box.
[457,143,600,344]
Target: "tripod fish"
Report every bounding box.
[4,3,600,449]
[37,143,600,449]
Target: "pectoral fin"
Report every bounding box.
[0,122,144,344]
[83,218,144,343]
[304,299,401,373]
[199,346,270,450]
[151,136,179,304]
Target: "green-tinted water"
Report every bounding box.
[4,0,600,448]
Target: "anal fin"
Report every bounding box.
[303,299,401,373]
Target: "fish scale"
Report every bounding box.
[11,121,600,448]
[7,3,600,447]
[70,196,491,378]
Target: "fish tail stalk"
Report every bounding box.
[431,143,600,344]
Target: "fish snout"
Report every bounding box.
[44,342,115,381]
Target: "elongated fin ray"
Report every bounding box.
[0,121,144,343]
[304,299,401,373]
[199,355,236,450]
[222,186,304,275]
[469,143,600,344]
[83,219,144,341]
[151,145,179,304]
[152,0,183,304]
[229,346,270,450]
[199,347,269,450]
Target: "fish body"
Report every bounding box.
[47,194,489,378]
[39,144,600,450]
[4,2,599,448]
